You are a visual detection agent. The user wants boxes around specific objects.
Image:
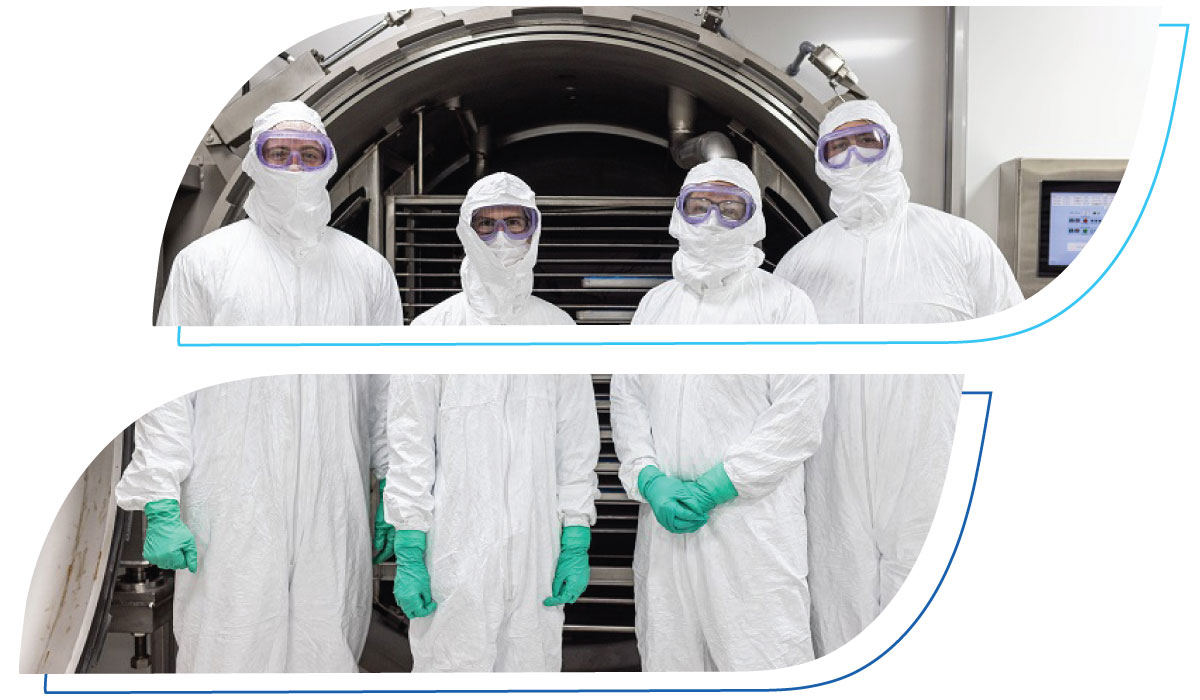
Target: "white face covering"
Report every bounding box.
[669,158,767,294]
[815,100,910,231]
[486,234,532,268]
[677,218,754,265]
[241,103,338,262]
[455,173,543,323]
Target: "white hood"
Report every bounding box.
[669,158,767,294]
[815,99,910,231]
[241,101,338,262]
[456,172,542,322]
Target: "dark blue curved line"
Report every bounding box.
[43,392,992,695]
[176,24,1187,350]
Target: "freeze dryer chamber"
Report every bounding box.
[62,6,857,673]
[163,6,842,324]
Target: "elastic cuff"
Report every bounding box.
[393,529,428,551]
[636,464,664,496]
[561,525,591,550]
[698,465,739,505]
[561,512,594,528]
[144,499,182,520]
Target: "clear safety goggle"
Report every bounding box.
[470,205,539,242]
[815,123,890,169]
[675,183,756,229]
[254,130,334,171]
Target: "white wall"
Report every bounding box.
[963,6,1160,239]
[647,5,949,209]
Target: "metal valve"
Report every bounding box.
[786,41,869,102]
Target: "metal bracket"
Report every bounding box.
[696,6,725,33]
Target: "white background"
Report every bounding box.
[963,6,1159,237]
[1,1,1197,697]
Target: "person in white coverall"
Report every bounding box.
[114,101,402,672]
[381,172,601,672]
[774,99,1023,656]
[610,158,829,671]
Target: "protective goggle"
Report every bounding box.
[675,183,756,229]
[254,130,334,171]
[469,205,539,242]
[815,123,890,169]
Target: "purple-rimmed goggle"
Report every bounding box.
[470,205,539,242]
[816,123,890,169]
[254,130,334,171]
[675,183,756,229]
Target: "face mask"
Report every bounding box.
[486,233,530,268]
[242,120,337,258]
[814,104,910,229]
[684,217,744,244]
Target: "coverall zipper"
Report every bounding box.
[501,376,515,601]
[674,376,689,476]
[858,238,876,536]
[675,292,705,474]
[289,266,304,578]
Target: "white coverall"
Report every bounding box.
[611,158,830,671]
[773,100,1023,656]
[114,102,402,672]
[383,173,601,672]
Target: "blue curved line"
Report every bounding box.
[177,24,1187,349]
[44,393,993,694]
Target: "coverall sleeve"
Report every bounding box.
[114,250,209,510]
[722,373,830,500]
[610,373,658,503]
[772,240,803,285]
[368,258,404,480]
[368,374,392,482]
[114,397,197,509]
[555,375,601,527]
[963,221,1025,316]
[722,288,830,500]
[383,374,441,532]
[153,248,212,328]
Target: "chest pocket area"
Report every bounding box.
[691,375,769,438]
[438,376,556,409]
[506,375,556,413]
[872,236,973,322]
[439,375,509,409]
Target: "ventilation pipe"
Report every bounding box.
[667,86,736,169]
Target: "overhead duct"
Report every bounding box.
[667,86,737,169]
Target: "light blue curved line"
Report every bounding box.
[177,24,1186,349]
[46,392,994,694]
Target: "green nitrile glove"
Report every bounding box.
[373,478,396,564]
[637,465,708,534]
[143,499,198,573]
[544,526,591,606]
[684,463,740,515]
[392,529,437,618]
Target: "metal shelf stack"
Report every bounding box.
[390,195,676,325]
